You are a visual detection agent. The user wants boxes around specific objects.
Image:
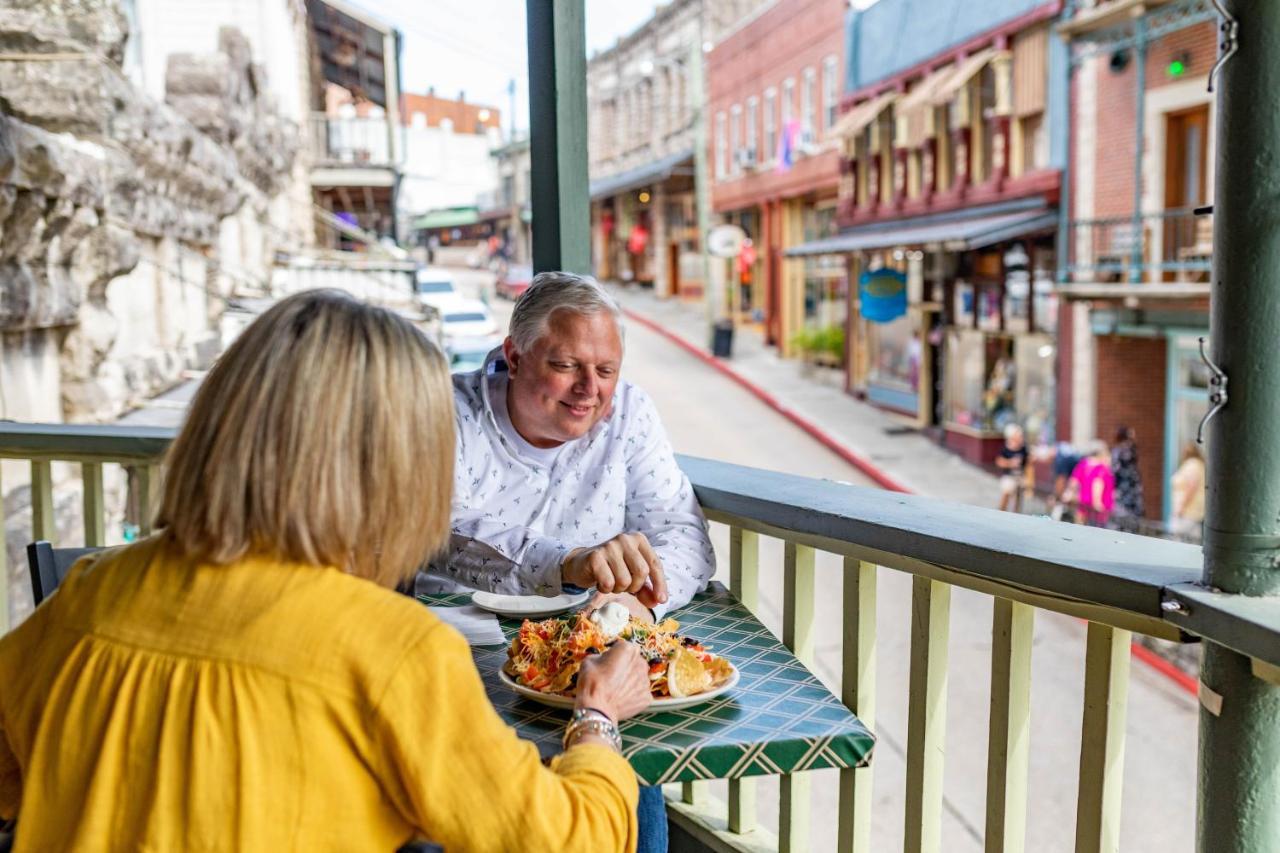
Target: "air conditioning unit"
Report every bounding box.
[797,129,818,156]
[736,147,758,169]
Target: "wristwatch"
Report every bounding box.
[563,707,623,752]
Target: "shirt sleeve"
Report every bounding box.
[427,408,571,596]
[371,623,639,852]
[623,389,715,619]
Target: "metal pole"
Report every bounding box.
[1200,3,1280,850]
[1128,17,1147,283]
[526,0,591,274]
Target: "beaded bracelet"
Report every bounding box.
[563,708,622,752]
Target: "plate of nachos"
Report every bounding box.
[500,602,738,711]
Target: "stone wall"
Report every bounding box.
[0,0,303,624]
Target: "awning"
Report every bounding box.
[826,90,897,143]
[895,64,955,147]
[413,207,479,230]
[932,48,1003,104]
[589,149,694,200]
[785,202,1057,257]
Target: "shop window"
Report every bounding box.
[945,330,1054,440]
[867,315,921,399]
[802,207,845,329]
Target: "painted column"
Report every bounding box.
[992,50,1013,188]
[1199,3,1280,851]
[652,183,669,298]
[526,0,590,273]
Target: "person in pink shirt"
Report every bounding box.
[1068,440,1116,527]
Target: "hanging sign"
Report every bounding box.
[707,224,747,258]
[859,268,908,323]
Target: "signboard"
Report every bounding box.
[707,224,747,258]
[859,268,908,324]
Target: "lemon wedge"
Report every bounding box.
[666,647,711,698]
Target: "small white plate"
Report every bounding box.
[471,590,592,619]
[498,665,740,713]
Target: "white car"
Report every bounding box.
[440,298,498,340]
[414,268,459,311]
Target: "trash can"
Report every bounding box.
[711,320,735,358]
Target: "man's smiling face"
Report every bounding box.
[504,309,623,448]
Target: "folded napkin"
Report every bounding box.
[428,605,507,647]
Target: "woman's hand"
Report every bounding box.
[574,641,651,723]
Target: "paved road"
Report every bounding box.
[453,264,1199,852]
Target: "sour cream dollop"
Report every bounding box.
[590,601,631,641]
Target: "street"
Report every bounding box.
[451,261,1198,852]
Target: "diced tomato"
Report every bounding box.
[525,665,540,680]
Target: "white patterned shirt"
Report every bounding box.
[431,352,715,618]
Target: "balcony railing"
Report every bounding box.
[4,426,1278,852]
[308,113,394,168]
[1063,207,1212,284]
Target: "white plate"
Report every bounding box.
[471,590,592,619]
[498,664,740,713]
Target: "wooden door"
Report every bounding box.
[1163,105,1210,277]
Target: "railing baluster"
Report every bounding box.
[130,464,162,537]
[780,542,815,853]
[839,558,877,853]
[904,576,951,853]
[985,598,1034,853]
[728,526,760,834]
[31,460,55,543]
[1074,622,1131,853]
[82,462,105,547]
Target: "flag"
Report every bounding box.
[776,119,800,173]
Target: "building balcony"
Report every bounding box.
[308,113,398,188]
[1059,207,1212,296]
[3,423,1276,852]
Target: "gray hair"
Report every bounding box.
[508,271,624,353]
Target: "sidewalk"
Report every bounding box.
[605,283,1005,508]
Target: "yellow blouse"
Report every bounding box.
[0,536,638,852]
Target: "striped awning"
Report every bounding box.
[827,90,897,143]
[932,48,1004,104]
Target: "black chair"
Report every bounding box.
[26,541,102,606]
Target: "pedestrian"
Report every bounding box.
[996,423,1030,512]
[1068,440,1116,527]
[1111,426,1144,531]
[1169,443,1206,541]
[1049,441,1084,521]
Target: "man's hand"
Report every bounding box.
[562,532,669,607]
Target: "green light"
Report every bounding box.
[1168,59,1187,77]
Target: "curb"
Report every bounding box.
[623,302,1200,701]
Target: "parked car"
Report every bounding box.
[414,267,458,311]
[495,264,534,300]
[440,298,499,341]
[446,335,500,373]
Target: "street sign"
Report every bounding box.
[707,224,747,258]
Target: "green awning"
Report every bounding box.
[414,207,480,230]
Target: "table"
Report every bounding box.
[418,582,875,785]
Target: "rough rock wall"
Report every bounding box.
[0,0,298,423]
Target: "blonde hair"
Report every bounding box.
[156,290,454,588]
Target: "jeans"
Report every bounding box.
[637,785,669,853]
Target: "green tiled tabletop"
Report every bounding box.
[418,582,875,785]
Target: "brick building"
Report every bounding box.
[789,0,1066,467]
[707,0,846,355]
[586,0,765,297]
[1057,0,1217,525]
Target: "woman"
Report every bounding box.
[1170,443,1206,541]
[1069,440,1116,528]
[1111,426,1144,531]
[0,291,651,851]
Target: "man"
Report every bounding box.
[433,270,714,621]
[433,271,715,853]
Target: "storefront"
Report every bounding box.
[941,240,1058,463]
